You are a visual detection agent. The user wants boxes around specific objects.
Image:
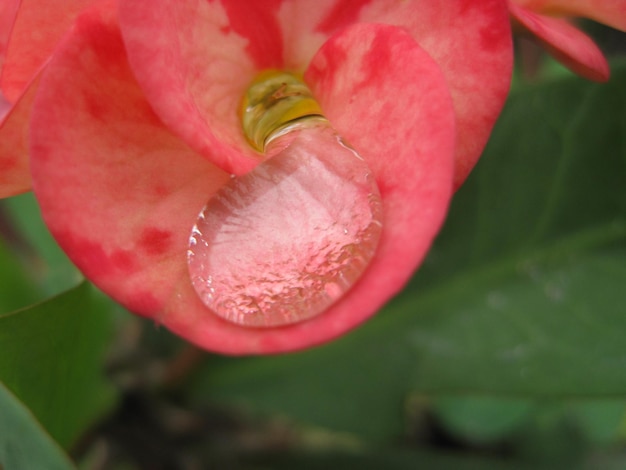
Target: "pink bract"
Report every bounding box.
[19,1,512,354]
[514,0,626,31]
[118,0,512,189]
[509,0,626,81]
[0,0,99,197]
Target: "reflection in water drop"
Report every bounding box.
[188,119,383,327]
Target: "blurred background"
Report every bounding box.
[0,20,625,470]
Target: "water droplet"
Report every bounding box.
[188,119,383,327]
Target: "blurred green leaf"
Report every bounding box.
[2,193,81,295]
[244,449,549,470]
[514,403,594,464]
[0,238,38,312]
[190,63,626,439]
[0,282,117,449]
[570,400,626,445]
[0,381,75,470]
[247,448,626,470]
[431,397,626,452]
[433,397,533,444]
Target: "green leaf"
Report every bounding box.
[431,397,626,450]
[190,62,626,439]
[243,449,550,470]
[0,238,39,313]
[570,400,626,444]
[1,193,81,296]
[0,381,75,470]
[433,397,533,444]
[0,282,117,449]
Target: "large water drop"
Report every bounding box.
[187,73,383,327]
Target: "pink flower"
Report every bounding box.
[508,0,626,81]
[0,0,512,354]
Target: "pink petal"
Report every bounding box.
[1,0,97,102]
[0,76,39,197]
[0,90,10,121]
[514,0,626,32]
[0,0,26,197]
[0,0,105,197]
[30,6,231,319]
[0,0,20,75]
[119,0,511,188]
[510,2,610,81]
[324,0,513,188]
[33,7,455,353]
[118,0,264,176]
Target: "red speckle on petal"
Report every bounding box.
[480,3,511,52]
[152,184,170,198]
[455,0,509,53]
[219,0,285,69]
[480,25,503,52]
[124,291,163,316]
[458,0,476,14]
[306,40,349,90]
[357,32,395,90]
[139,227,173,256]
[75,11,125,69]
[110,250,136,272]
[0,154,16,172]
[55,232,137,278]
[316,0,372,34]
[83,94,108,121]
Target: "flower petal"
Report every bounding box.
[0,0,19,74]
[0,92,9,121]
[0,0,104,197]
[1,0,97,101]
[119,0,511,188]
[118,0,264,175]
[0,76,39,197]
[324,0,513,188]
[30,5,231,318]
[514,0,626,32]
[510,2,610,81]
[0,0,26,196]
